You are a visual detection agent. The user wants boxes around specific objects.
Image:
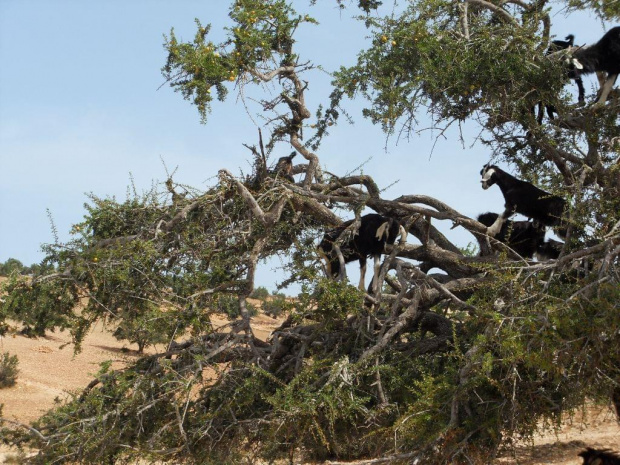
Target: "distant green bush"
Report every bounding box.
[262,294,293,318]
[217,295,258,319]
[250,286,270,300]
[0,258,53,277]
[0,258,25,276]
[112,305,172,354]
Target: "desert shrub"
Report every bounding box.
[250,286,270,300]
[0,352,19,388]
[112,305,173,353]
[0,259,51,277]
[262,293,293,318]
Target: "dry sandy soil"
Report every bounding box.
[0,312,618,464]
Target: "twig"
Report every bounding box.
[0,417,49,442]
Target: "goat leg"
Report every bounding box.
[424,215,432,244]
[486,209,510,237]
[333,244,347,282]
[370,254,381,294]
[594,73,618,106]
[398,225,408,245]
[576,77,586,104]
[358,257,367,291]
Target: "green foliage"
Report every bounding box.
[82,194,161,241]
[332,5,568,133]
[261,358,376,460]
[162,0,315,124]
[565,0,620,21]
[0,352,19,388]
[459,242,479,257]
[298,278,365,325]
[0,275,78,337]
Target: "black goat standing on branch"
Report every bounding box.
[480,164,569,239]
[536,34,586,123]
[567,26,620,106]
[318,213,407,292]
[476,212,545,258]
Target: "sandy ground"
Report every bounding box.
[0,312,618,464]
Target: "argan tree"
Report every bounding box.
[1,0,619,463]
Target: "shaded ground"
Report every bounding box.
[0,311,618,464]
[495,405,620,464]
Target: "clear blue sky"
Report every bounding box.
[0,1,609,291]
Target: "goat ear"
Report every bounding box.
[572,58,584,70]
[375,222,389,241]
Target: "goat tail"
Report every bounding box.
[375,221,390,241]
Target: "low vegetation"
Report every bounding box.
[0,352,19,389]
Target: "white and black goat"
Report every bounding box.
[579,448,620,465]
[536,34,586,122]
[477,212,545,258]
[480,164,568,239]
[318,213,407,292]
[567,26,620,105]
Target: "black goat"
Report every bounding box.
[480,164,568,239]
[551,34,576,52]
[272,152,296,182]
[579,447,620,465]
[536,238,564,260]
[536,34,586,122]
[568,26,620,105]
[318,213,407,292]
[477,212,545,258]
